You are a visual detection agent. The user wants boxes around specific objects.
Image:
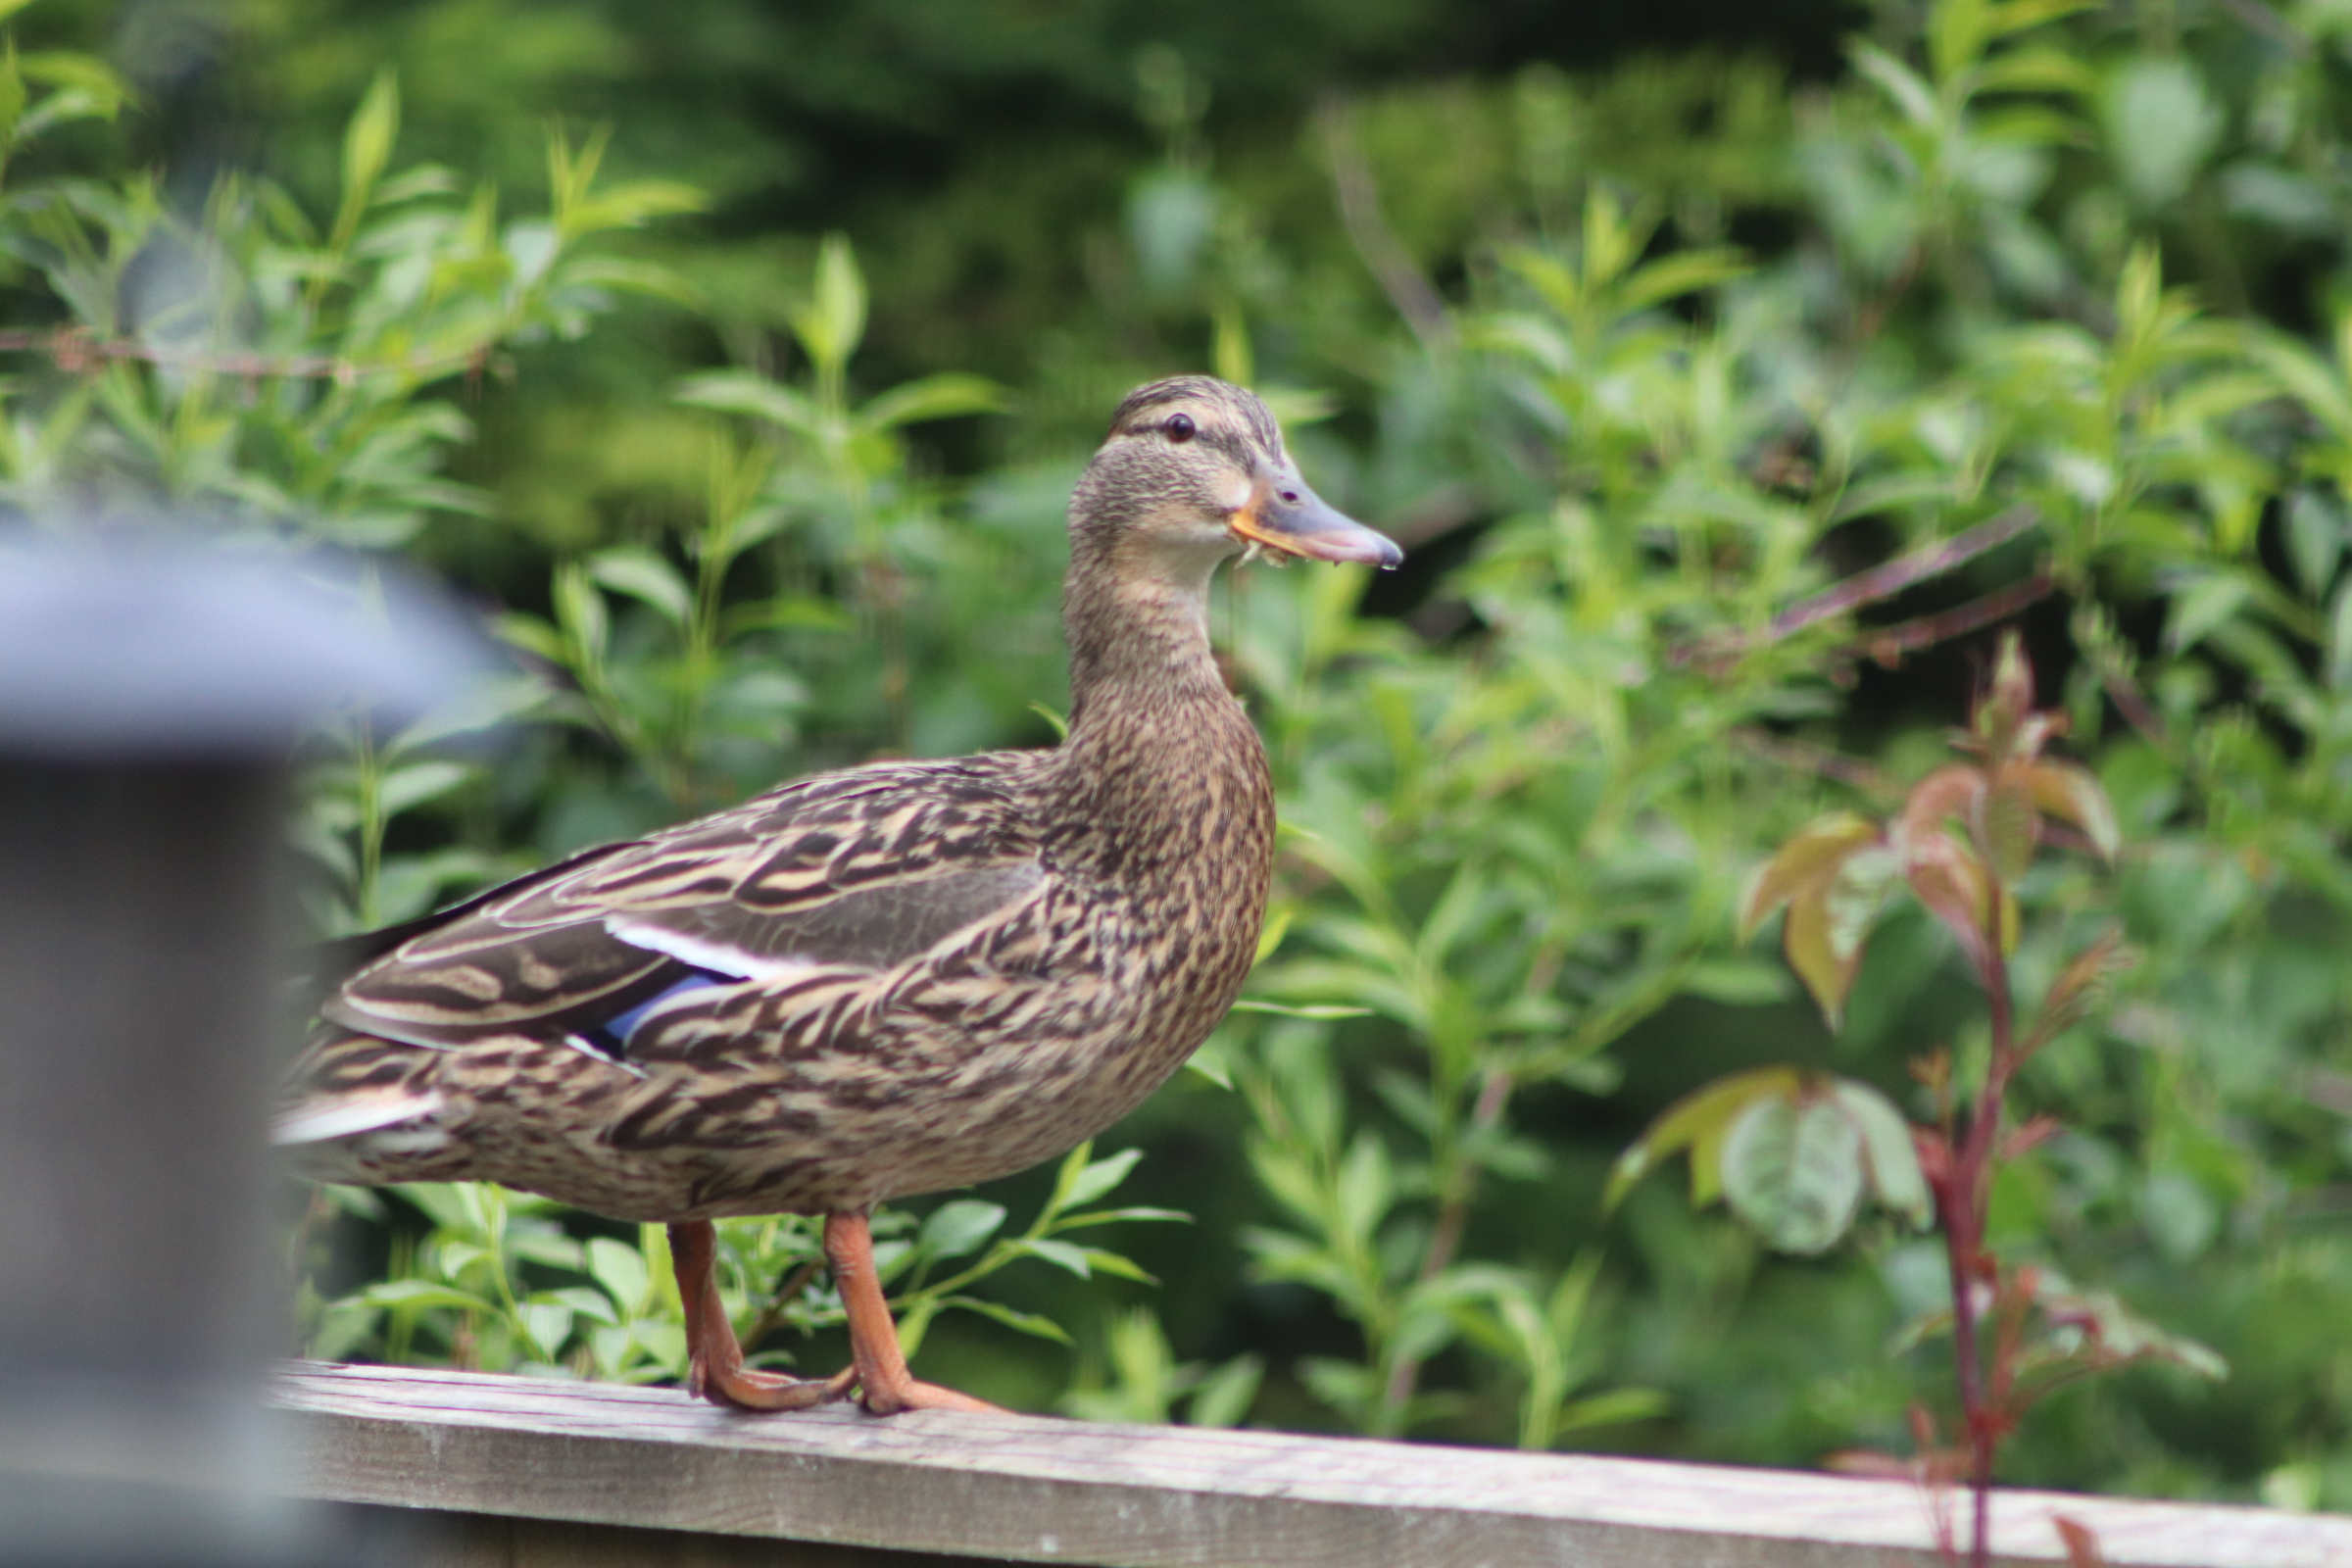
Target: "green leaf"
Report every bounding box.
[390,675,548,756]
[2165,572,2251,653]
[356,1280,495,1314]
[795,232,866,374]
[514,1301,574,1360]
[1074,1248,1157,1284]
[1183,1034,1234,1089]
[1848,40,1936,128]
[1719,1088,1867,1255]
[1049,1206,1192,1231]
[1018,1238,1093,1278]
[1603,1066,1802,1212]
[858,373,1005,430]
[510,1231,585,1270]
[542,1286,619,1328]
[587,547,694,627]
[1677,960,1794,1005]
[1985,0,2100,36]
[377,760,470,818]
[918,1199,1006,1261]
[1185,1353,1264,1429]
[1831,1080,1932,1227]
[16,51,129,127]
[1228,999,1374,1019]
[0,50,26,148]
[2283,490,2345,599]
[1063,1148,1145,1209]
[497,612,566,664]
[553,564,610,668]
[676,370,828,436]
[2102,57,2222,208]
[1616,247,1749,313]
[340,72,401,228]
[1553,1388,1672,1436]
[942,1296,1073,1347]
[1969,49,2096,97]
[586,1236,650,1315]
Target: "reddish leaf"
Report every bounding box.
[2030,926,2133,1049]
[2022,760,2121,862]
[1740,811,1882,940]
[1898,763,1984,846]
[1905,831,1995,965]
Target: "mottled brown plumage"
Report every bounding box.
[278,375,1400,1413]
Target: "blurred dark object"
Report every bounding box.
[0,531,482,1566]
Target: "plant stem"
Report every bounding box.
[1378,1066,1514,1427]
[1943,920,2019,1568]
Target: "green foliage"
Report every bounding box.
[304,1141,1175,1381]
[5,0,2348,1515]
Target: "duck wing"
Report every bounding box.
[320,755,1045,1056]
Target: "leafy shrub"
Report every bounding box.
[3,0,2346,1511]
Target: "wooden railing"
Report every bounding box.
[269,1362,2352,1567]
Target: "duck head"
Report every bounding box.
[1068,376,1402,581]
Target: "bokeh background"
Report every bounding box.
[3,0,2348,1511]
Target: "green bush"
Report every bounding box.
[5,0,2346,1511]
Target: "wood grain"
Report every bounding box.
[271,1362,2352,1568]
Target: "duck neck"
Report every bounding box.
[1061,535,1228,717]
[1047,535,1266,873]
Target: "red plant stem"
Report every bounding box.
[1942,921,2020,1568]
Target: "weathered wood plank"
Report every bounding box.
[271,1362,2352,1568]
[349,1504,984,1566]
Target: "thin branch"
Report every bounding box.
[1774,506,2041,642]
[1731,726,1902,798]
[0,325,486,383]
[1318,99,1452,354]
[1851,572,2056,667]
[1675,506,2044,671]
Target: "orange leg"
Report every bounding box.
[824,1211,1002,1415]
[668,1220,853,1412]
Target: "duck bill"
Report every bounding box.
[1229,476,1403,568]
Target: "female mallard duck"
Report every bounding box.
[278,375,1401,1415]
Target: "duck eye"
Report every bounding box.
[1164,414,1196,443]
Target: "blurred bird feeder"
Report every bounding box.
[0,532,483,1567]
